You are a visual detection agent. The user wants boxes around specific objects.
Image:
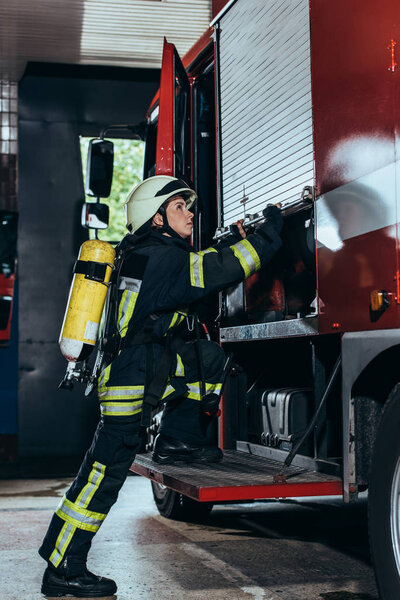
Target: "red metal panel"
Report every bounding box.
[198,481,343,502]
[311,0,400,333]
[182,29,213,73]
[311,0,397,195]
[0,273,15,343]
[317,227,399,332]
[155,39,175,176]
[212,0,230,20]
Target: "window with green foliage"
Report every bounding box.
[80,137,145,242]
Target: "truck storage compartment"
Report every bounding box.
[221,209,316,326]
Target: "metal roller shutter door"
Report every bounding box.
[219,0,314,224]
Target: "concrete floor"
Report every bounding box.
[0,475,379,600]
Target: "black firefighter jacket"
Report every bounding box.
[97,218,282,419]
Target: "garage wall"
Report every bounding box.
[16,64,159,473]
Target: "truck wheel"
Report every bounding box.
[369,383,400,599]
[151,481,213,521]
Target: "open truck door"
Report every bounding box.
[155,39,191,183]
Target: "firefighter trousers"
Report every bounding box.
[39,339,225,574]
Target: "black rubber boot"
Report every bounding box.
[152,433,223,464]
[41,566,117,597]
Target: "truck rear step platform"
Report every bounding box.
[130,450,343,502]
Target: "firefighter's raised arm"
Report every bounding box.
[153,200,283,310]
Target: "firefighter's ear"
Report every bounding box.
[152,212,164,228]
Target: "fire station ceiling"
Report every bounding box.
[0,0,212,81]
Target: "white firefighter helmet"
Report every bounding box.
[124,175,197,232]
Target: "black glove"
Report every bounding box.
[229,223,242,239]
[201,392,221,418]
[262,205,283,233]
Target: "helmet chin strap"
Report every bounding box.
[157,205,183,239]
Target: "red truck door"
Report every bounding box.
[155,39,191,182]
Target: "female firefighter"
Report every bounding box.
[38,175,283,598]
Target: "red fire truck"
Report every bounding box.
[125,0,400,597]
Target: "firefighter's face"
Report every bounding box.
[165,195,194,238]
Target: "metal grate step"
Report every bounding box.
[130,450,343,502]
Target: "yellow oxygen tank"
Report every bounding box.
[59,240,116,365]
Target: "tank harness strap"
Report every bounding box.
[74,260,109,283]
[122,321,186,428]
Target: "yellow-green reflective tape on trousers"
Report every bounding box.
[49,522,76,568]
[230,239,261,277]
[55,497,106,533]
[49,461,106,567]
[186,381,222,401]
[75,462,105,508]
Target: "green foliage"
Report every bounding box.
[80,137,145,242]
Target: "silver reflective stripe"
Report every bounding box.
[187,382,223,400]
[175,354,184,377]
[77,463,104,507]
[119,276,142,293]
[118,290,133,331]
[98,387,144,398]
[49,523,74,567]
[190,253,204,288]
[234,241,256,272]
[187,383,200,397]
[162,384,175,399]
[100,402,142,414]
[58,499,104,528]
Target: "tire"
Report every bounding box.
[369,383,400,599]
[151,481,213,522]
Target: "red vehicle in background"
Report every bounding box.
[129,1,400,597]
[0,211,17,345]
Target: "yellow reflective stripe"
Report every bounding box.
[169,312,179,330]
[190,253,205,288]
[56,497,106,533]
[165,310,187,335]
[175,354,185,377]
[100,401,142,416]
[49,461,106,566]
[207,382,222,395]
[162,384,175,400]
[118,290,138,338]
[230,239,261,277]
[98,385,144,401]
[98,364,111,388]
[241,239,261,271]
[49,522,75,568]
[75,461,105,509]
[186,382,223,401]
[230,244,250,277]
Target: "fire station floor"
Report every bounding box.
[0,475,378,600]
